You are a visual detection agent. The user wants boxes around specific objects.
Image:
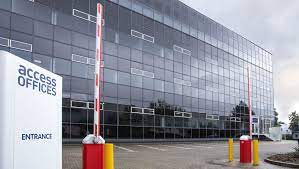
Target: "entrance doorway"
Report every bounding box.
[252,117,259,135]
[264,118,271,134]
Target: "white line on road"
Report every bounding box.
[180,144,213,149]
[137,145,167,151]
[163,145,192,150]
[114,145,136,152]
[190,145,213,149]
[211,145,228,147]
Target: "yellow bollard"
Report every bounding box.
[253,139,259,166]
[104,143,114,169]
[228,138,234,162]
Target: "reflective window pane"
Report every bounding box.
[34,3,52,23]
[33,37,53,55]
[54,26,72,44]
[11,13,33,34]
[12,0,34,18]
[32,53,52,71]
[53,58,71,75]
[0,0,11,10]
[118,126,131,139]
[72,62,88,78]
[0,10,11,29]
[118,72,130,85]
[34,21,53,39]
[72,32,89,49]
[131,74,142,88]
[71,108,87,123]
[54,42,71,60]
[104,69,118,84]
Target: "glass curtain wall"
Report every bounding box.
[0,0,273,141]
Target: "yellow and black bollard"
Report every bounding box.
[228,138,234,162]
[253,139,259,166]
[104,143,115,169]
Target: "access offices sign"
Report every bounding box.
[0,51,62,169]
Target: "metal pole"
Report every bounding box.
[228,138,234,162]
[247,66,252,137]
[253,139,259,166]
[104,144,115,169]
[94,3,104,137]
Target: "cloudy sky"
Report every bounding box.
[180,0,299,123]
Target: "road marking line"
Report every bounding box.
[114,145,136,152]
[137,145,167,151]
[191,145,213,149]
[163,145,192,150]
[207,145,240,149]
[182,144,213,149]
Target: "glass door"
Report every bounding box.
[260,118,271,134]
[252,117,259,135]
[264,119,271,134]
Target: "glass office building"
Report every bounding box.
[0,0,274,141]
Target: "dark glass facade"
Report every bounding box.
[0,0,274,141]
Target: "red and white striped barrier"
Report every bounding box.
[94,3,104,138]
[82,3,105,169]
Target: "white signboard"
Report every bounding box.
[0,51,62,169]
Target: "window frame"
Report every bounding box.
[72,9,96,23]
[183,112,192,118]
[0,37,9,47]
[206,114,220,120]
[230,117,241,122]
[173,45,191,56]
[142,70,154,78]
[71,100,88,109]
[72,54,88,64]
[143,108,155,115]
[10,39,32,52]
[131,29,143,38]
[131,106,143,114]
[174,111,184,117]
[131,68,143,76]
[131,29,154,43]
[174,111,192,118]
[73,9,89,21]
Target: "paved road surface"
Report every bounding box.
[63,140,297,169]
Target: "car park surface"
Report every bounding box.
[63,140,297,169]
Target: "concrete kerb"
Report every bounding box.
[264,157,299,168]
[208,159,258,168]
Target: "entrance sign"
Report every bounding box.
[0,51,62,169]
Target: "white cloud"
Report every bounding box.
[180,0,299,123]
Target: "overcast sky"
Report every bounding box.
[180,0,299,124]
